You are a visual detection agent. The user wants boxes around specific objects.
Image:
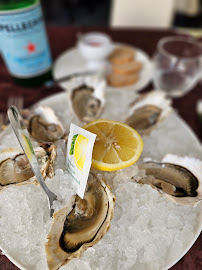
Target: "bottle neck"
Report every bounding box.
[0,0,38,10]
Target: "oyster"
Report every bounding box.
[26,106,65,143]
[125,90,172,135]
[67,76,105,123]
[45,174,115,270]
[139,154,202,206]
[0,145,56,191]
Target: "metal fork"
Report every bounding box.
[8,106,57,217]
[0,96,24,131]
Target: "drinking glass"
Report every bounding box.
[153,36,202,97]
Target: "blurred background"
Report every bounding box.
[41,0,202,30]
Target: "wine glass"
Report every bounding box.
[153,36,202,97]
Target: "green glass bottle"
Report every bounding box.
[0,0,52,87]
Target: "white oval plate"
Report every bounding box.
[0,92,201,270]
[53,45,152,92]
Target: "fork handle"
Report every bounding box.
[8,106,57,217]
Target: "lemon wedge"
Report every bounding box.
[83,119,143,171]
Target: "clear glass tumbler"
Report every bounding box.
[153,36,202,97]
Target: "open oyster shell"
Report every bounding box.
[125,90,172,135]
[138,154,202,206]
[23,106,66,143]
[45,174,115,270]
[67,75,106,124]
[0,145,56,191]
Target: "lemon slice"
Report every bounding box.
[74,134,89,171]
[83,119,143,171]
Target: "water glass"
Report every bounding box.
[153,36,202,97]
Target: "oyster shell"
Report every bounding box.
[139,154,202,206]
[45,174,115,270]
[67,76,105,123]
[125,90,172,135]
[0,145,56,191]
[26,106,65,143]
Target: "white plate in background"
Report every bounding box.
[53,45,152,92]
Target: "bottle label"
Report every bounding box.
[0,3,52,78]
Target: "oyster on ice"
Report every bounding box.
[67,76,105,123]
[26,106,65,143]
[125,90,172,135]
[0,145,56,191]
[138,154,202,206]
[45,174,116,270]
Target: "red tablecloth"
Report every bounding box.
[0,26,201,270]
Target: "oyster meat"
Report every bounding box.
[27,106,65,143]
[67,76,105,123]
[125,90,172,135]
[45,174,115,270]
[0,145,56,191]
[139,154,202,206]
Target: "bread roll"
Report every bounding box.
[112,61,142,75]
[107,72,139,87]
[108,46,135,65]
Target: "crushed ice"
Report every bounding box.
[0,159,201,270]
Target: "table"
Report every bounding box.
[0,26,201,270]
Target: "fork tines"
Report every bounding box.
[7,96,24,111]
[5,96,24,127]
[0,96,24,132]
[0,113,4,131]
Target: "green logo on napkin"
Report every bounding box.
[70,134,78,155]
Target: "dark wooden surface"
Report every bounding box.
[0,26,201,270]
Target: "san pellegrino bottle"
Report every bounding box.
[0,0,52,87]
